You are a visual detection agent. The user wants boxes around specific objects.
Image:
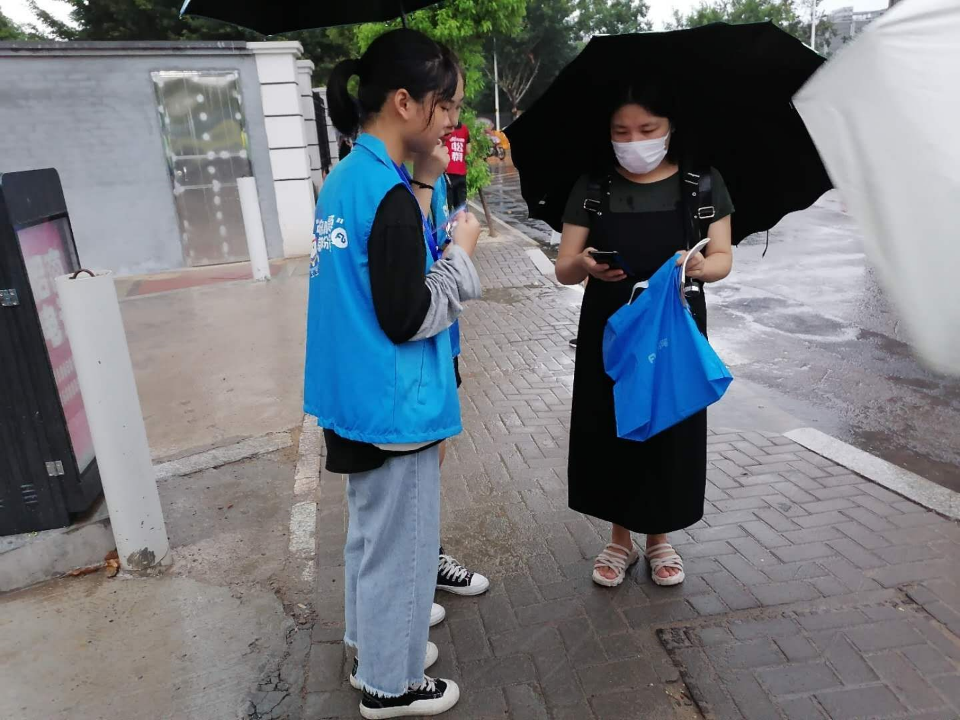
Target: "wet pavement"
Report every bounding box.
[0,447,310,720]
[486,162,557,246]
[118,258,308,462]
[4,221,958,720]
[2,263,316,720]
[304,226,960,720]
[487,165,960,493]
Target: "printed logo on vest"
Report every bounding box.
[311,214,349,277]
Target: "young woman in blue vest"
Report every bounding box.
[416,135,492,599]
[304,29,482,718]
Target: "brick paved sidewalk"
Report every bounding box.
[303,229,960,720]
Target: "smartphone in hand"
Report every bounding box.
[589,250,633,276]
[441,204,469,236]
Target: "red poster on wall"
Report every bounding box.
[17,219,95,472]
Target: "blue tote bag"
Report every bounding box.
[603,253,733,442]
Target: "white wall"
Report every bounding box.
[297,60,323,194]
[0,41,285,275]
[250,42,315,259]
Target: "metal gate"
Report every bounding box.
[152,70,253,267]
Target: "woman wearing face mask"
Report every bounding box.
[305,29,482,718]
[555,85,734,589]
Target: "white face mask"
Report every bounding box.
[612,132,671,175]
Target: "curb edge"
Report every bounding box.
[785,427,960,521]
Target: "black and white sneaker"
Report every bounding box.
[437,547,490,596]
[350,641,438,690]
[360,676,460,719]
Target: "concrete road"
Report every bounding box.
[0,448,310,720]
[118,259,308,461]
[488,165,960,492]
[0,262,317,719]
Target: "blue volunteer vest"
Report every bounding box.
[430,175,462,359]
[304,134,461,444]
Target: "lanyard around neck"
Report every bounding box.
[392,162,442,262]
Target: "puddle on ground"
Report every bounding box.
[482,284,552,305]
[482,287,524,305]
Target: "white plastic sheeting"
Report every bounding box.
[794,0,960,375]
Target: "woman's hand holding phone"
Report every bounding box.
[580,247,627,283]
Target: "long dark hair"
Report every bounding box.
[327,29,461,138]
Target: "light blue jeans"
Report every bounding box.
[343,444,441,697]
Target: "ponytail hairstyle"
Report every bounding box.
[327,28,461,138]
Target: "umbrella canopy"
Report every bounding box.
[794,0,960,375]
[505,23,830,244]
[180,0,443,34]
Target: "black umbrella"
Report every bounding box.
[505,23,831,244]
[180,0,443,34]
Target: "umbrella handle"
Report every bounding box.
[680,237,711,287]
[679,238,710,309]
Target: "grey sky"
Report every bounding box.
[2,0,69,27]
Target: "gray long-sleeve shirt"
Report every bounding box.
[411,244,481,341]
[368,185,480,344]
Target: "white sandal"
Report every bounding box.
[592,542,640,587]
[645,542,685,586]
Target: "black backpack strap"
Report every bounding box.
[681,168,715,294]
[582,174,613,217]
[682,170,715,249]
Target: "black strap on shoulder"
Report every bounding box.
[680,168,715,294]
[681,169,715,250]
[582,178,602,215]
[582,174,613,217]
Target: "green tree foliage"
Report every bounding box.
[480,0,652,121]
[574,0,652,37]
[355,0,527,101]
[294,28,356,85]
[461,107,493,196]
[487,0,580,118]
[792,0,837,55]
[354,0,526,194]
[28,0,253,41]
[669,0,802,35]
[0,12,27,41]
[670,0,835,54]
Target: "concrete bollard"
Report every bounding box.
[237,177,271,282]
[55,270,170,572]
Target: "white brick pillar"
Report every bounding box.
[297,60,323,193]
[249,41,315,258]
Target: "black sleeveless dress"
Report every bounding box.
[567,171,712,535]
